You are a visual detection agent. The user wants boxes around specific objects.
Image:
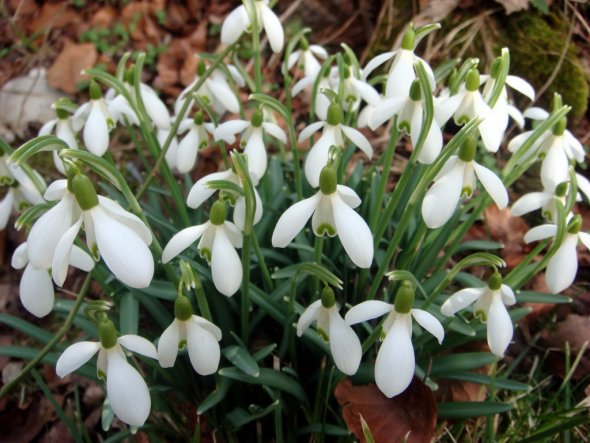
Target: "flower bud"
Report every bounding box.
[55,107,69,120]
[174,296,193,321]
[321,286,336,308]
[488,271,502,291]
[555,181,569,197]
[394,281,415,314]
[99,320,118,349]
[458,137,477,162]
[71,173,99,210]
[194,111,204,126]
[89,80,102,100]
[567,214,582,234]
[326,103,343,126]
[465,68,480,92]
[319,165,337,195]
[197,60,207,77]
[401,27,415,51]
[209,200,227,225]
[409,79,421,101]
[251,109,264,128]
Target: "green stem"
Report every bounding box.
[311,236,324,298]
[248,0,263,94]
[193,273,212,322]
[0,273,93,399]
[252,233,274,291]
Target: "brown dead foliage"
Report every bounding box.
[46,40,97,93]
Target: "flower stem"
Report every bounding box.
[248,0,263,94]
[193,273,213,322]
[0,273,93,399]
[252,233,274,291]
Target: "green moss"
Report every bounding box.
[502,13,588,117]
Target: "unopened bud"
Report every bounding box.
[394,281,415,314]
[174,296,193,321]
[321,286,336,308]
[210,200,227,225]
[319,165,337,195]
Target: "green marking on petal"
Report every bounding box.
[200,247,212,263]
[316,223,336,237]
[317,328,329,341]
[475,309,487,322]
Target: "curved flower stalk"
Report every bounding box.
[221,0,284,53]
[297,287,362,375]
[170,111,216,174]
[286,37,328,78]
[214,109,287,179]
[524,214,590,293]
[272,166,373,268]
[0,156,45,230]
[38,108,78,174]
[299,103,373,187]
[56,319,157,427]
[345,282,444,397]
[158,297,221,375]
[362,27,435,99]
[369,79,443,164]
[186,168,263,231]
[12,242,93,318]
[175,61,244,116]
[441,272,515,356]
[72,80,138,156]
[421,138,508,229]
[162,200,243,296]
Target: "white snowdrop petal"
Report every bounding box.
[546,235,578,293]
[98,196,153,245]
[244,129,267,179]
[524,107,549,120]
[175,129,200,174]
[411,309,444,344]
[336,185,361,208]
[209,77,241,114]
[298,121,326,142]
[340,125,373,158]
[576,174,590,203]
[187,170,234,209]
[106,352,151,427]
[511,192,550,217]
[350,77,381,106]
[477,100,504,153]
[286,51,300,72]
[11,243,28,270]
[296,300,322,336]
[304,131,335,188]
[506,104,525,129]
[84,102,110,156]
[487,294,513,356]
[291,76,315,97]
[417,117,443,165]
[361,51,395,81]
[565,132,585,162]
[158,320,180,368]
[140,85,170,129]
[385,50,415,98]
[506,75,535,101]
[332,196,373,268]
[579,232,590,251]
[524,224,557,243]
[262,122,287,144]
[310,45,328,59]
[435,94,463,126]
[119,335,158,359]
[52,218,83,286]
[38,119,57,136]
[541,147,569,192]
[260,4,284,53]
[214,120,249,141]
[109,95,139,125]
[211,227,242,296]
[328,308,362,375]
[473,163,508,209]
[441,287,486,316]
[20,264,54,318]
[186,321,221,375]
[345,300,392,325]
[507,131,531,153]
[421,161,464,229]
[71,102,91,131]
[56,341,100,377]
[375,315,415,398]
[0,190,14,230]
[192,316,223,341]
[369,97,407,129]
[500,285,516,306]
[69,246,94,272]
[221,5,249,45]
[272,194,320,247]
[162,224,208,263]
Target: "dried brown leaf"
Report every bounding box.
[541,314,590,351]
[495,0,530,14]
[46,40,97,94]
[484,206,529,266]
[334,378,437,443]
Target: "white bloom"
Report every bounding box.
[170,114,216,174]
[421,146,508,229]
[56,328,157,427]
[524,216,590,293]
[299,104,373,187]
[158,298,222,375]
[137,83,170,130]
[441,278,515,356]
[221,0,284,53]
[286,42,328,78]
[345,295,444,398]
[38,111,78,174]
[292,69,333,120]
[162,201,243,296]
[297,293,362,375]
[272,167,373,268]
[159,124,180,171]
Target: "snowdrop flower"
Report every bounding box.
[158,296,222,375]
[299,103,373,187]
[38,108,78,174]
[162,200,243,296]
[369,79,443,163]
[345,282,444,397]
[56,319,157,427]
[441,272,515,356]
[214,109,286,179]
[291,67,336,120]
[286,38,328,78]
[159,122,181,171]
[0,156,44,230]
[362,28,435,99]
[524,214,590,293]
[12,242,93,317]
[272,166,373,268]
[175,61,244,116]
[422,137,508,229]
[221,0,284,53]
[186,167,263,231]
[169,112,215,174]
[297,287,362,375]
[136,83,171,130]
[49,174,154,289]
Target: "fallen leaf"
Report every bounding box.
[494,0,530,14]
[334,378,437,443]
[90,6,117,28]
[46,40,97,94]
[541,314,590,351]
[25,2,81,35]
[484,206,529,267]
[416,0,461,22]
[39,421,75,443]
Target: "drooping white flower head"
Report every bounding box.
[291,67,334,121]
[169,111,216,174]
[299,103,373,188]
[421,137,508,229]
[175,61,245,117]
[345,282,444,398]
[0,155,45,230]
[158,296,222,375]
[162,200,243,296]
[38,107,79,174]
[214,109,287,179]
[297,287,362,375]
[56,320,157,427]
[524,214,590,293]
[187,167,263,232]
[441,273,515,356]
[221,0,284,53]
[285,38,328,78]
[272,166,373,268]
[12,242,93,318]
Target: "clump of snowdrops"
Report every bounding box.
[0,0,589,440]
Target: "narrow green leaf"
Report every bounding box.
[206,180,244,196]
[456,240,504,252]
[430,352,498,376]
[226,401,279,430]
[222,345,260,377]
[517,291,572,304]
[442,372,530,391]
[253,343,277,361]
[297,423,351,436]
[196,376,231,415]
[272,262,342,289]
[10,135,69,165]
[0,313,55,345]
[437,401,512,418]
[140,280,177,300]
[520,415,589,443]
[249,93,291,124]
[119,292,139,335]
